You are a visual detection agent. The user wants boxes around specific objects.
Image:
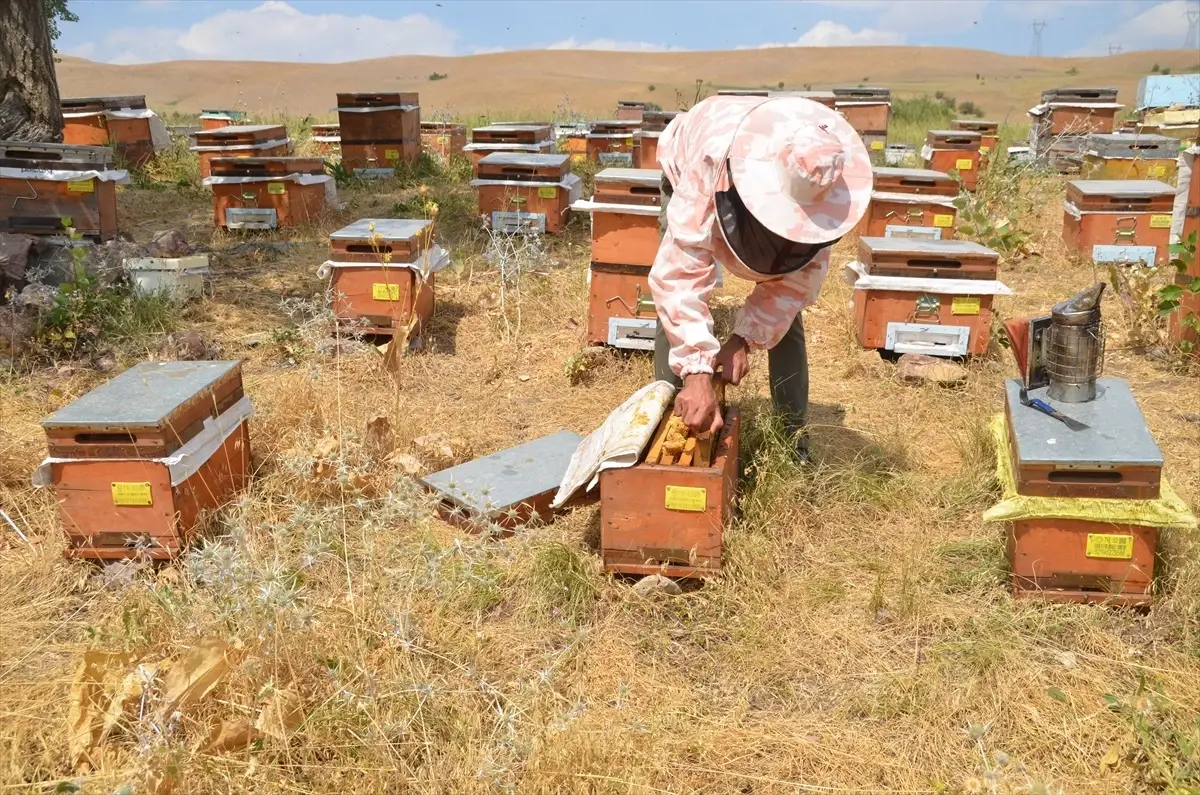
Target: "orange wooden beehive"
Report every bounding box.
[1062,180,1175,266]
[1000,379,1164,605]
[420,122,467,161]
[310,123,341,157]
[61,95,156,168]
[858,167,960,240]
[1035,88,1121,135]
[336,92,421,171]
[616,100,647,122]
[833,87,891,135]
[600,406,739,579]
[851,237,1006,357]
[951,119,999,159]
[37,361,252,561]
[633,110,679,169]
[586,120,640,166]
[471,152,580,234]
[192,124,291,179]
[322,218,446,340]
[0,141,121,240]
[199,109,249,131]
[464,124,556,169]
[1171,148,1200,350]
[205,156,329,230]
[923,130,983,190]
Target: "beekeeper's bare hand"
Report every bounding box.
[714,335,750,386]
[675,374,724,436]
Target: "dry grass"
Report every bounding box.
[1,128,1198,795]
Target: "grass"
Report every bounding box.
[0,114,1197,795]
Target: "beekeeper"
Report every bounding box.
[651,95,873,458]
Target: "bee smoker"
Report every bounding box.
[1045,282,1106,404]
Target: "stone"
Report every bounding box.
[0,233,35,299]
[389,453,425,476]
[896,353,969,386]
[161,330,218,361]
[87,239,149,285]
[632,574,682,597]
[364,414,394,459]
[13,283,57,310]
[144,229,191,258]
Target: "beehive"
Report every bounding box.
[420,122,467,162]
[616,100,647,122]
[471,153,581,234]
[36,361,251,561]
[335,92,421,171]
[191,124,292,179]
[772,90,838,108]
[634,110,679,169]
[199,109,248,131]
[1001,379,1163,605]
[310,123,341,157]
[586,120,640,166]
[1169,146,1200,350]
[321,218,447,340]
[923,130,983,190]
[61,95,157,168]
[858,167,959,240]
[463,124,556,169]
[599,406,740,579]
[1032,87,1122,135]
[1062,180,1175,266]
[717,89,770,97]
[832,87,891,135]
[204,156,330,230]
[951,119,999,159]
[1080,133,1179,181]
[850,237,1006,357]
[0,141,122,240]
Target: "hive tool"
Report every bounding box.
[1018,387,1090,432]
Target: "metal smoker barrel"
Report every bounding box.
[1046,283,1106,403]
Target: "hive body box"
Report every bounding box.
[852,237,1001,357]
[324,218,439,339]
[61,95,156,168]
[192,125,291,179]
[207,157,328,230]
[1002,379,1163,605]
[924,130,982,190]
[1035,88,1122,135]
[587,121,640,166]
[39,361,251,561]
[600,408,740,578]
[199,110,248,131]
[1062,180,1175,266]
[420,122,467,161]
[634,111,679,169]
[833,87,891,159]
[336,92,421,171]
[471,153,580,234]
[951,119,999,159]
[858,167,959,240]
[310,124,341,157]
[1170,146,1200,349]
[616,100,647,122]
[1080,133,1179,181]
[0,141,120,240]
[464,124,556,169]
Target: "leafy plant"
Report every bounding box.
[1103,678,1200,791]
[326,159,357,189]
[1066,66,1080,76]
[427,72,448,81]
[957,100,985,118]
[1156,231,1200,355]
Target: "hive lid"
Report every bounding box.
[859,237,999,259]
[873,166,956,181]
[478,152,569,168]
[330,218,433,242]
[1004,379,1163,467]
[0,140,114,166]
[197,124,286,137]
[617,100,647,107]
[1067,179,1175,197]
[62,95,148,110]
[595,168,661,186]
[928,129,982,138]
[474,123,553,132]
[42,361,241,429]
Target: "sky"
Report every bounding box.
[58,0,1200,65]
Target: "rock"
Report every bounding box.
[161,330,218,361]
[364,414,394,459]
[87,239,148,284]
[13,283,57,310]
[0,233,35,299]
[95,352,119,372]
[389,453,425,476]
[0,309,36,357]
[632,574,682,597]
[144,229,191,258]
[842,350,890,379]
[896,353,968,386]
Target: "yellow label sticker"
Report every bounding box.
[266,182,285,195]
[1147,164,1166,177]
[372,283,402,301]
[1085,533,1134,560]
[625,137,635,147]
[510,195,526,205]
[236,154,250,158]
[933,213,955,228]
[67,180,95,193]
[956,158,975,171]
[952,296,981,315]
[537,186,557,199]
[385,149,400,161]
[1149,214,1172,229]
[870,140,885,150]
[979,145,991,154]
[665,485,707,513]
[111,482,153,507]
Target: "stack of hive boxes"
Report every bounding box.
[310,124,341,158]
[633,111,679,169]
[60,95,167,168]
[199,109,248,131]
[420,122,467,162]
[1062,179,1175,267]
[586,120,640,166]
[951,119,999,164]
[336,92,421,176]
[1028,87,1122,172]
[922,130,983,191]
[191,124,293,179]
[203,156,332,231]
[571,168,664,350]
[857,167,960,240]
[616,100,647,122]
[0,141,126,240]
[1136,73,1200,149]
[471,152,581,234]
[833,87,891,161]
[847,237,1009,358]
[463,123,556,171]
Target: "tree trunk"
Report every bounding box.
[0,0,64,142]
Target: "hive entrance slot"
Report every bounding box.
[1105,197,1151,205]
[8,149,64,161]
[906,259,962,269]
[899,179,937,187]
[1046,470,1123,484]
[345,243,394,254]
[74,432,138,445]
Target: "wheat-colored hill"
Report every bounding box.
[55,47,1200,121]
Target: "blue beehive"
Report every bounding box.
[1136,74,1200,110]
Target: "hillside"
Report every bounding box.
[55,46,1200,121]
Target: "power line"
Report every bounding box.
[1186,8,1199,50]
[1030,20,1046,57]
[1107,43,1123,56]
